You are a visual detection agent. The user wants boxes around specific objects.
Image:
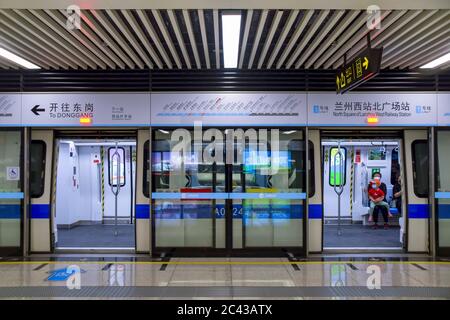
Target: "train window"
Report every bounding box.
[411,140,429,198]
[30,140,46,198]
[329,147,346,187]
[390,147,400,185]
[108,147,126,187]
[143,140,150,198]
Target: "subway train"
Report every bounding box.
[0,91,449,257]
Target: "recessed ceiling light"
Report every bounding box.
[420,52,450,69]
[221,13,241,68]
[0,47,40,69]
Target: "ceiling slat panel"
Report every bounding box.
[81,10,134,69]
[276,10,314,69]
[0,34,51,69]
[90,9,144,69]
[238,9,253,69]
[183,10,201,69]
[286,10,330,69]
[0,9,82,69]
[344,10,423,64]
[389,30,450,68]
[30,9,114,69]
[56,10,125,69]
[295,10,345,68]
[0,21,63,69]
[198,9,211,69]
[45,10,113,69]
[136,10,173,69]
[247,9,268,69]
[398,34,450,68]
[167,9,191,69]
[324,10,394,69]
[213,9,220,69]
[257,10,283,69]
[151,9,182,69]
[409,43,450,69]
[331,10,407,69]
[312,12,367,69]
[266,9,298,69]
[107,9,153,69]
[304,10,359,69]
[122,9,163,68]
[381,11,450,67]
[14,10,89,69]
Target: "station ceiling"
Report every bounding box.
[0,2,448,71]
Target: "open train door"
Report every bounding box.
[308,129,323,253]
[404,130,429,253]
[30,129,53,253]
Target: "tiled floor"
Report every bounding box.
[0,257,449,299]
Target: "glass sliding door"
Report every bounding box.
[151,127,306,255]
[0,129,23,256]
[230,129,306,253]
[151,129,225,251]
[436,129,450,256]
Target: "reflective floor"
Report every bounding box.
[0,256,449,299]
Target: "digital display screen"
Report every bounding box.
[243,150,290,173]
[369,148,386,160]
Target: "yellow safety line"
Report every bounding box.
[1,261,449,266]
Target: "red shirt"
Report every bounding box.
[369,187,385,199]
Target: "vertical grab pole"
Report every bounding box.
[333,141,345,236]
[111,143,121,236]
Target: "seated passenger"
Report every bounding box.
[368,172,393,229]
[368,179,391,221]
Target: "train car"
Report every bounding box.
[0,91,449,257]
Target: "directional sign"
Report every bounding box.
[46,267,86,281]
[31,105,45,116]
[336,47,383,94]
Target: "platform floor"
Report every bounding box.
[323,224,402,248]
[57,225,135,248]
[0,257,448,299]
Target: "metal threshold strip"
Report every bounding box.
[55,247,135,254]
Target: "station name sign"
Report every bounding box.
[336,47,383,94]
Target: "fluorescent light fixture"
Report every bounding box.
[0,47,40,69]
[221,13,241,68]
[420,52,450,69]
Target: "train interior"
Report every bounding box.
[53,139,136,249]
[322,139,404,250]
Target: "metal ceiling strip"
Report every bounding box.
[257,9,283,69]
[151,9,182,69]
[106,9,154,68]
[295,10,345,68]
[247,9,268,69]
[276,10,314,69]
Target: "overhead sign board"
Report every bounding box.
[437,93,450,126]
[336,48,383,94]
[308,92,437,126]
[21,93,150,126]
[151,93,307,126]
[0,94,21,125]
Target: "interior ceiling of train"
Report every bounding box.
[0,1,448,71]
